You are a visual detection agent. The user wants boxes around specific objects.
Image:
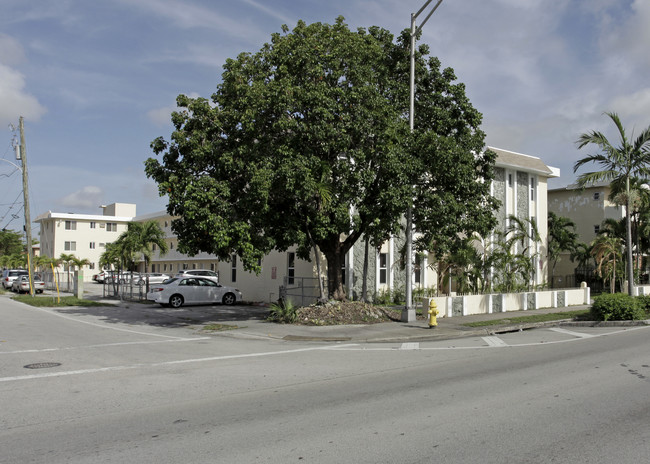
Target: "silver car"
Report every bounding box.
[136,273,171,286]
[147,276,242,308]
[11,274,45,294]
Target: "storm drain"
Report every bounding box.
[24,362,62,369]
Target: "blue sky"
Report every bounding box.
[1,0,649,235]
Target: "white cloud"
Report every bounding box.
[59,186,104,210]
[0,33,26,65]
[0,63,46,126]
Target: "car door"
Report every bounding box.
[196,278,221,304]
[178,278,200,304]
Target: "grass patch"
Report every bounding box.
[202,323,240,331]
[11,295,114,307]
[462,309,591,327]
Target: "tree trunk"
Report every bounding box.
[361,236,369,302]
[324,249,346,301]
[626,176,634,295]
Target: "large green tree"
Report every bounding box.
[575,112,650,294]
[146,18,496,299]
[0,229,24,257]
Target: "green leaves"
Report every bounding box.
[145,18,495,297]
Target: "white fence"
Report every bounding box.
[423,285,591,318]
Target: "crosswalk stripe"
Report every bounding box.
[399,343,420,350]
[549,327,596,338]
[482,336,508,347]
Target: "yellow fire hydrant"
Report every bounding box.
[428,299,439,329]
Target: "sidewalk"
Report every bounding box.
[41,289,650,343]
[220,304,611,343]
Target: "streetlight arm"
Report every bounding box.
[414,0,444,34]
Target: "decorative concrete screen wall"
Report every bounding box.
[424,286,590,318]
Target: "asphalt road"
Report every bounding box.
[2,295,650,463]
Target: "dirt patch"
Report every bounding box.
[295,301,418,326]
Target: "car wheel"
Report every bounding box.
[136,279,145,286]
[222,293,236,305]
[169,294,184,308]
[37,290,43,294]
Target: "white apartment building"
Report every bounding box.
[35,203,136,276]
[33,148,559,301]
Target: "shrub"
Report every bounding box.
[267,299,298,324]
[590,293,644,321]
[635,295,650,317]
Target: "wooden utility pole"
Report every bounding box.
[19,116,34,296]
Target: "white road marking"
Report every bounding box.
[549,327,596,338]
[482,336,508,347]
[0,344,360,383]
[30,305,194,339]
[0,337,211,355]
[399,343,419,350]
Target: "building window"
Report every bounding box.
[65,220,76,230]
[287,252,295,285]
[508,173,512,187]
[90,221,96,229]
[379,253,387,284]
[192,263,197,270]
[231,254,237,283]
[530,177,536,201]
[210,263,215,271]
[593,192,600,200]
[594,225,600,234]
[170,242,174,249]
[163,264,167,272]
[99,243,105,248]
[106,222,117,232]
[183,263,188,270]
[152,243,156,251]
[414,254,421,285]
[89,242,95,249]
[89,262,95,270]
[64,241,76,251]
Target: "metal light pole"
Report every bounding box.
[403,0,444,322]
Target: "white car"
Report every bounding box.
[2,269,29,289]
[136,273,171,285]
[147,276,242,308]
[12,274,45,294]
[174,269,220,279]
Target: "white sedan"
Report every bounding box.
[147,276,242,308]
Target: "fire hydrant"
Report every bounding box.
[428,299,439,329]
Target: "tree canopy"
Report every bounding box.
[146,17,496,298]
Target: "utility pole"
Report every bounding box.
[19,116,34,296]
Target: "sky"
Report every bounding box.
[1,0,648,236]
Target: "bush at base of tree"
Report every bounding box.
[590,293,645,321]
[267,299,298,324]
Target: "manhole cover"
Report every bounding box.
[24,362,62,369]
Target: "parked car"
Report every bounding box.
[93,271,111,283]
[147,276,242,308]
[105,272,140,284]
[174,269,220,279]
[2,269,29,289]
[11,274,45,294]
[135,273,171,285]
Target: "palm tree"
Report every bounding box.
[59,253,77,291]
[574,112,650,294]
[547,212,579,287]
[591,235,622,293]
[121,221,169,273]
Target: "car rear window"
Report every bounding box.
[10,271,28,277]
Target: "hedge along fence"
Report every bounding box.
[423,284,590,318]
